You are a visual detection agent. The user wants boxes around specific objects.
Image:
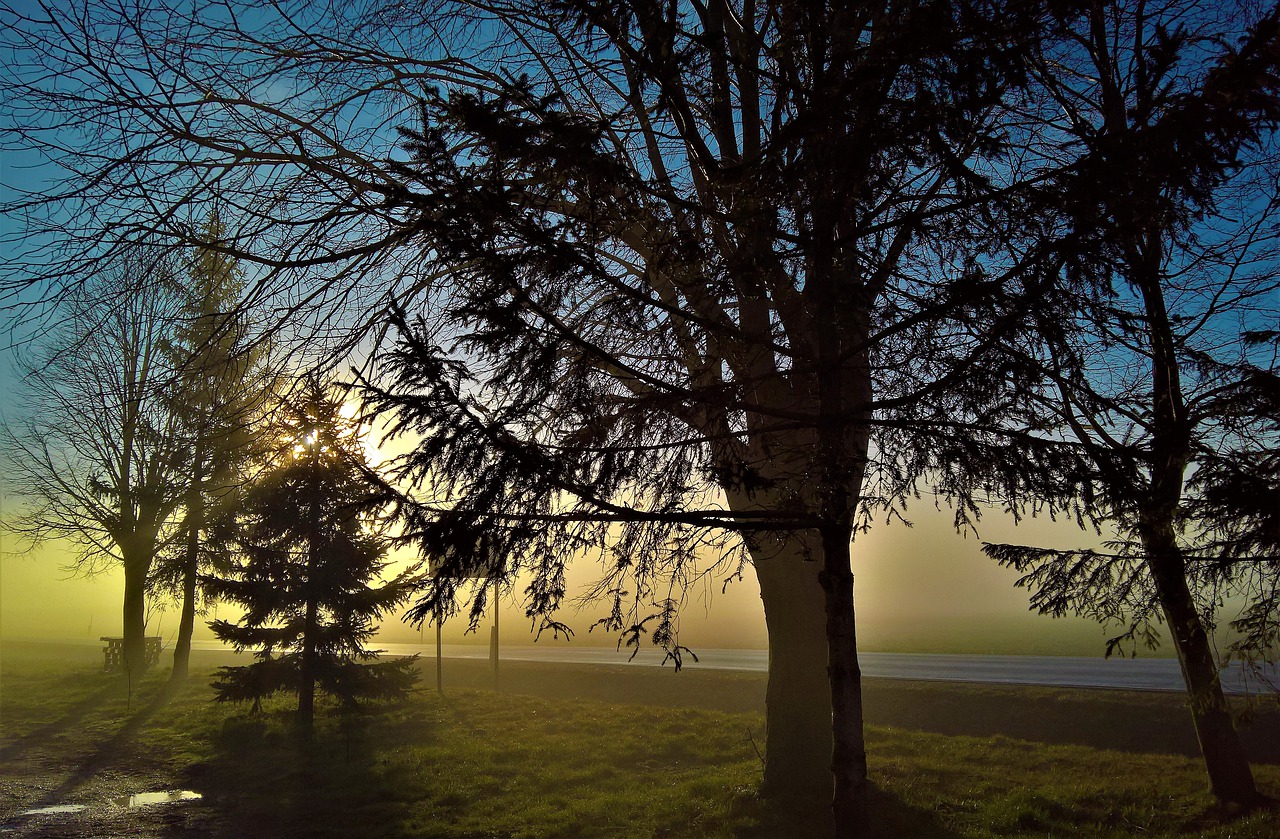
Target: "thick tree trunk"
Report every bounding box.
[121,554,150,687]
[1144,528,1260,806]
[751,534,834,808]
[171,484,204,681]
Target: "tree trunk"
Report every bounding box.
[121,552,150,687]
[1144,529,1260,807]
[299,447,319,729]
[820,524,868,835]
[300,593,316,727]
[171,555,198,680]
[171,481,204,681]
[1129,235,1261,808]
[751,534,835,808]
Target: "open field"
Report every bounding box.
[1,641,1278,838]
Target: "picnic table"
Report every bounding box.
[100,636,162,673]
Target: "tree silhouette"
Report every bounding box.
[0,1,1184,831]
[155,211,277,680]
[1,250,186,686]
[982,0,1280,808]
[349,7,1078,830]
[207,378,417,726]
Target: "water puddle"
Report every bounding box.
[19,805,87,816]
[118,790,203,808]
[17,791,202,818]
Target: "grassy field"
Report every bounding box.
[1,646,1278,838]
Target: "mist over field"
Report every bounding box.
[1,507,1121,656]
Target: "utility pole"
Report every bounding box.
[490,579,500,692]
[436,619,443,694]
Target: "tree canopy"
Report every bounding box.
[3,0,1279,831]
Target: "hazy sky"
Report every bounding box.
[1,493,1123,656]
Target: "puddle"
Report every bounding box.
[15,790,201,820]
[119,790,203,808]
[19,804,88,816]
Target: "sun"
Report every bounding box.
[338,399,387,466]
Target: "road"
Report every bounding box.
[375,642,1277,694]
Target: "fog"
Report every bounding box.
[0,501,1119,657]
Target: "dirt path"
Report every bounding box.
[0,674,223,837]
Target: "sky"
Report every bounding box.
[0,0,1139,661]
[0,491,1124,656]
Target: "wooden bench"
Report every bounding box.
[100,636,162,673]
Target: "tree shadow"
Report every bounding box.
[734,784,965,839]
[864,680,1280,764]
[0,680,118,764]
[865,783,968,838]
[181,700,439,838]
[31,678,180,809]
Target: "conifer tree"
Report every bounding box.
[982,0,1280,808]
[157,211,273,680]
[207,377,417,725]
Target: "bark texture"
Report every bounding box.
[752,536,834,805]
[121,551,149,687]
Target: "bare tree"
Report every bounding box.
[1,249,186,686]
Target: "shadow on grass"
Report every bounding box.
[863,681,1280,765]
[0,679,118,764]
[28,677,180,810]
[733,784,965,839]
[182,701,439,838]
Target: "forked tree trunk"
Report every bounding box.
[1143,525,1260,806]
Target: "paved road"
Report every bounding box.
[375,643,1277,694]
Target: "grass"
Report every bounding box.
[1,653,1278,838]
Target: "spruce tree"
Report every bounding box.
[207,377,417,724]
[158,211,271,680]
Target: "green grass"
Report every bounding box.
[2,657,1277,838]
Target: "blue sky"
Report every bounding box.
[0,0,1155,658]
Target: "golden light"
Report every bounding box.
[340,399,385,466]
